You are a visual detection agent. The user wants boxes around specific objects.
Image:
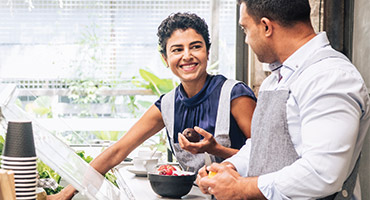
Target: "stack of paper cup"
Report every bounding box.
[1,121,37,200]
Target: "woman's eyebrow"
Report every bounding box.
[190,41,203,45]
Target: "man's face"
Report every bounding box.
[239,3,273,63]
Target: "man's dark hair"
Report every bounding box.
[238,0,311,27]
[157,12,211,57]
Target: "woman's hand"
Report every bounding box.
[178,126,218,154]
[47,185,76,200]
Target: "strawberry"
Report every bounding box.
[157,164,177,176]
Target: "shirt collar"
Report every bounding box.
[267,32,330,87]
[283,32,330,71]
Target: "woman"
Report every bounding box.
[48,12,256,199]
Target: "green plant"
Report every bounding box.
[91,131,125,141]
[0,135,4,156]
[132,69,178,152]
[132,69,177,96]
[24,96,53,118]
[37,150,118,195]
[37,159,64,195]
[75,150,118,188]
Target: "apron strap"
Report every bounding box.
[214,79,240,139]
[161,89,176,156]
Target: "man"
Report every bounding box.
[196,0,370,199]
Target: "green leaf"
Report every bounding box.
[138,69,177,96]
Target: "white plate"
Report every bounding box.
[126,166,148,176]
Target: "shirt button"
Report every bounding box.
[342,189,348,197]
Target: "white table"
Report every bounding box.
[114,165,211,200]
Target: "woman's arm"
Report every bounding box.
[178,96,256,159]
[47,104,165,200]
[230,96,256,139]
[90,105,165,174]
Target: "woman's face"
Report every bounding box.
[163,28,209,84]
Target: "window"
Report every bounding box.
[0,0,237,81]
[0,0,237,146]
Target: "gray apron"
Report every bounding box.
[161,79,239,172]
[248,49,361,199]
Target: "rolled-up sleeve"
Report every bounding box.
[224,139,252,177]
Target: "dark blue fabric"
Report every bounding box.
[155,74,256,150]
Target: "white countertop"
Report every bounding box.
[114,164,211,200]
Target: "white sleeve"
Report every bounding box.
[258,64,369,199]
[224,139,251,177]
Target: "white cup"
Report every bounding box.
[138,150,162,159]
[133,157,158,172]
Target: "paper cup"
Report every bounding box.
[1,155,37,161]
[16,191,36,196]
[15,182,37,188]
[15,187,37,191]
[12,169,37,175]
[3,121,36,157]
[1,160,37,166]
[1,164,36,170]
[14,173,37,179]
[15,195,37,200]
[15,178,37,183]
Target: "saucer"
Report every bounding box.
[126,166,147,177]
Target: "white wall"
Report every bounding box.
[353,0,370,199]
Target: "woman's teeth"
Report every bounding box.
[182,63,197,70]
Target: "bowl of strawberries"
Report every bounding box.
[148,164,196,198]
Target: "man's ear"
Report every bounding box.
[261,17,273,37]
[161,54,169,68]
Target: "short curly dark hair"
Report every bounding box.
[157,12,211,57]
[238,0,311,27]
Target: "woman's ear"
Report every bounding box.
[261,17,273,37]
[161,54,169,68]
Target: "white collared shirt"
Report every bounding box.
[226,32,370,199]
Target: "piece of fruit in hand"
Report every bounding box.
[182,128,201,142]
[208,171,217,178]
[157,164,177,176]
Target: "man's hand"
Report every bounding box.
[178,126,218,154]
[196,163,265,200]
